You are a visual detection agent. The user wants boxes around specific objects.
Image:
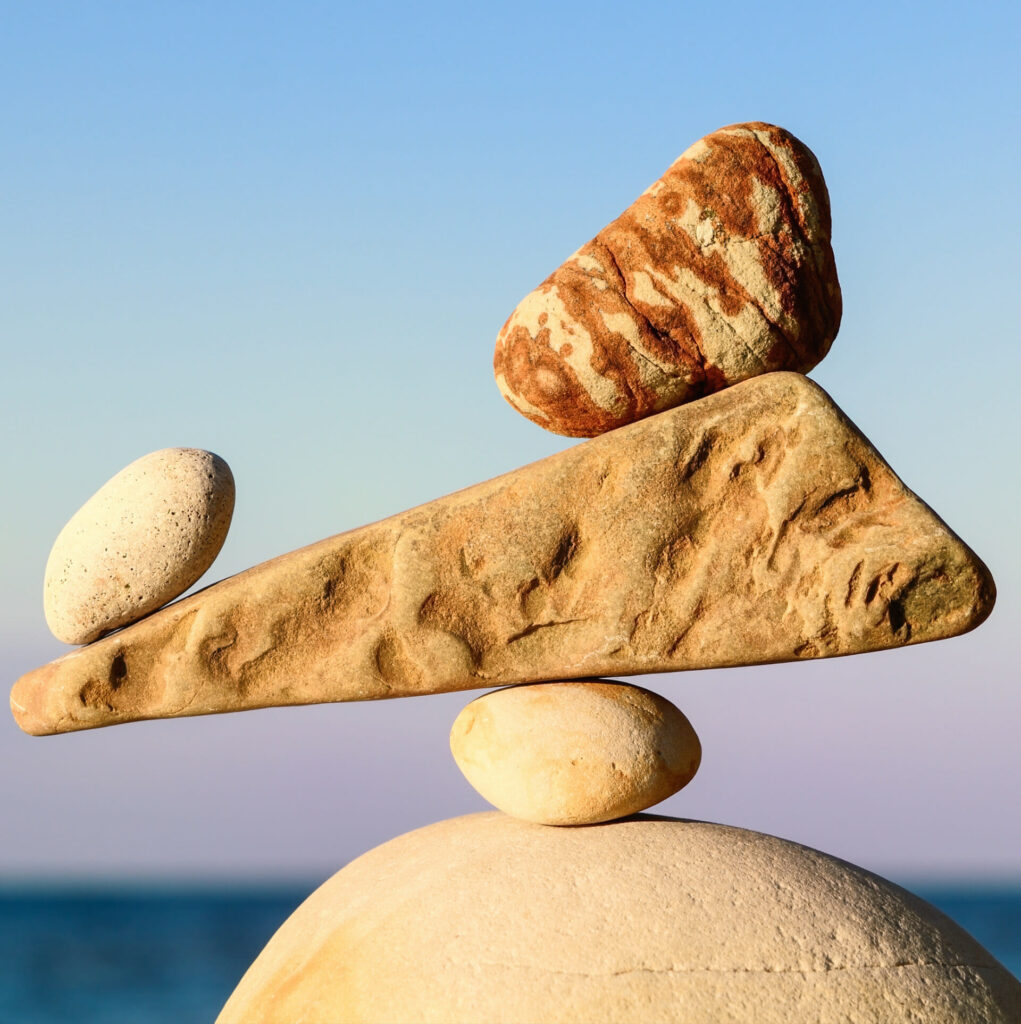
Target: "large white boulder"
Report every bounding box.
[218,813,1021,1023]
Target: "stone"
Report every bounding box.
[11,373,993,735]
[216,812,1021,1024]
[43,448,235,645]
[450,681,700,825]
[494,122,841,437]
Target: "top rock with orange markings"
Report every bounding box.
[493,122,841,437]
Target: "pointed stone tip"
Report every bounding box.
[891,529,996,650]
[949,544,996,635]
[790,370,998,649]
[10,670,54,737]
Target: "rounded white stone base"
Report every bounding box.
[218,813,1021,1024]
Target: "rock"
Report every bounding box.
[11,373,993,735]
[450,681,700,825]
[494,122,841,437]
[43,448,235,645]
[216,812,1021,1024]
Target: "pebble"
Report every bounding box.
[44,448,235,644]
[449,680,701,825]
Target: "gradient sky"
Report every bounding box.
[2,1,1019,882]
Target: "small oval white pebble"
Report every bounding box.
[44,448,235,644]
[450,680,701,825]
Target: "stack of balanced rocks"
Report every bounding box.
[12,122,1019,1023]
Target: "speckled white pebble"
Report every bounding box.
[44,448,235,645]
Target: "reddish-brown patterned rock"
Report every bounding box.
[494,122,842,436]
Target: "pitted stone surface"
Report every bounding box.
[450,681,700,824]
[216,813,1021,1024]
[43,448,235,645]
[12,374,993,735]
[494,122,841,436]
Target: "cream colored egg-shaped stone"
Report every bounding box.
[450,681,701,825]
[44,448,235,644]
[217,813,1021,1024]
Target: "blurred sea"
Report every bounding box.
[0,882,1018,1023]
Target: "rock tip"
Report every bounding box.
[961,546,996,633]
[9,668,57,737]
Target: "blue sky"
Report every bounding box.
[2,0,1019,880]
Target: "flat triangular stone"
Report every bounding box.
[11,373,993,736]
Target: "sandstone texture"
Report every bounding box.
[43,448,235,645]
[450,681,700,825]
[494,122,841,437]
[216,812,1021,1024]
[11,373,993,735]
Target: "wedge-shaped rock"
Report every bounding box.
[494,122,841,437]
[11,373,993,735]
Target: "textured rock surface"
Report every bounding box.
[216,812,1021,1024]
[450,681,700,824]
[11,373,993,735]
[44,448,235,645]
[494,122,841,437]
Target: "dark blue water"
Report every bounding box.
[0,885,309,1024]
[0,883,1018,1023]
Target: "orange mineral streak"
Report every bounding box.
[494,121,842,437]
